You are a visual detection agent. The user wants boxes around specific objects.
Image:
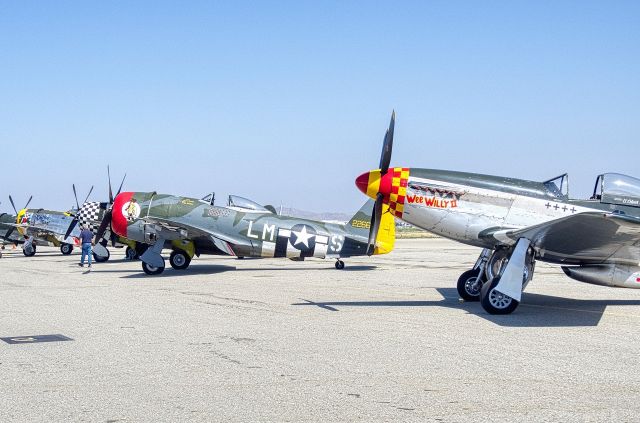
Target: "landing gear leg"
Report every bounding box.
[480,239,534,315]
[335,259,345,270]
[456,248,491,301]
[140,238,166,275]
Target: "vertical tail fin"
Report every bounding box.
[345,200,395,255]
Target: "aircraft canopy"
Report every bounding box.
[594,173,640,207]
[227,195,270,212]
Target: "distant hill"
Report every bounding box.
[277,208,438,238]
[278,207,351,223]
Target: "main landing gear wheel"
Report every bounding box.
[457,268,484,301]
[169,250,191,270]
[93,249,110,263]
[335,259,345,270]
[23,245,36,257]
[142,260,165,275]
[125,246,138,260]
[60,243,74,255]
[485,248,509,281]
[480,276,519,315]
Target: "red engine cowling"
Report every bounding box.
[111,192,136,238]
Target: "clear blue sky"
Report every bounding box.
[1,1,639,213]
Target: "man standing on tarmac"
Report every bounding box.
[78,225,94,270]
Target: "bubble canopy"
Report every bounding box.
[594,173,640,207]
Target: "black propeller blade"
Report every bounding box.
[4,227,15,240]
[379,110,395,175]
[93,166,123,245]
[93,210,112,244]
[82,186,94,206]
[367,193,384,256]
[66,185,94,239]
[367,111,396,255]
[63,219,79,240]
[116,174,126,197]
[72,184,80,210]
[8,195,33,214]
[8,195,18,215]
[23,195,33,211]
[107,166,114,204]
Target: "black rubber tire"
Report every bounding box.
[23,245,36,257]
[125,246,138,260]
[169,250,191,270]
[456,268,484,301]
[334,260,345,270]
[480,277,519,315]
[142,261,165,275]
[60,243,74,255]
[93,249,110,263]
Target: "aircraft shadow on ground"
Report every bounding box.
[291,288,640,327]
[117,265,239,278]
[0,252,68,259]
[103,263,377,278]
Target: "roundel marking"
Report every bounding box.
[289,224,316,252]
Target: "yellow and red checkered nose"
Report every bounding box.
[355,168,410,218]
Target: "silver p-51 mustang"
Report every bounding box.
[357,112,640,314]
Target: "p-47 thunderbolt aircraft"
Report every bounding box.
[356,112,640,315]
[93,191,395,275]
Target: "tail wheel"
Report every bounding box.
[60,243,74,255]
[457,268,484,301]
[335,260,345,270]
[23,245,36,257]
[169,250,191,270]
[480,277,519,315]
[142,261,165,275]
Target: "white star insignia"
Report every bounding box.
[292,226,313,248]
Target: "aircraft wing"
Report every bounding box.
[6,223,59,233]
[140,216,243,256]
[487,212,640,265]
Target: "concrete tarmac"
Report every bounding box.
[1,238,639,422]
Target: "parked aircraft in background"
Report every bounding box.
[8,195,80,257]
[356,112,640,314]
[0,202,21,249]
